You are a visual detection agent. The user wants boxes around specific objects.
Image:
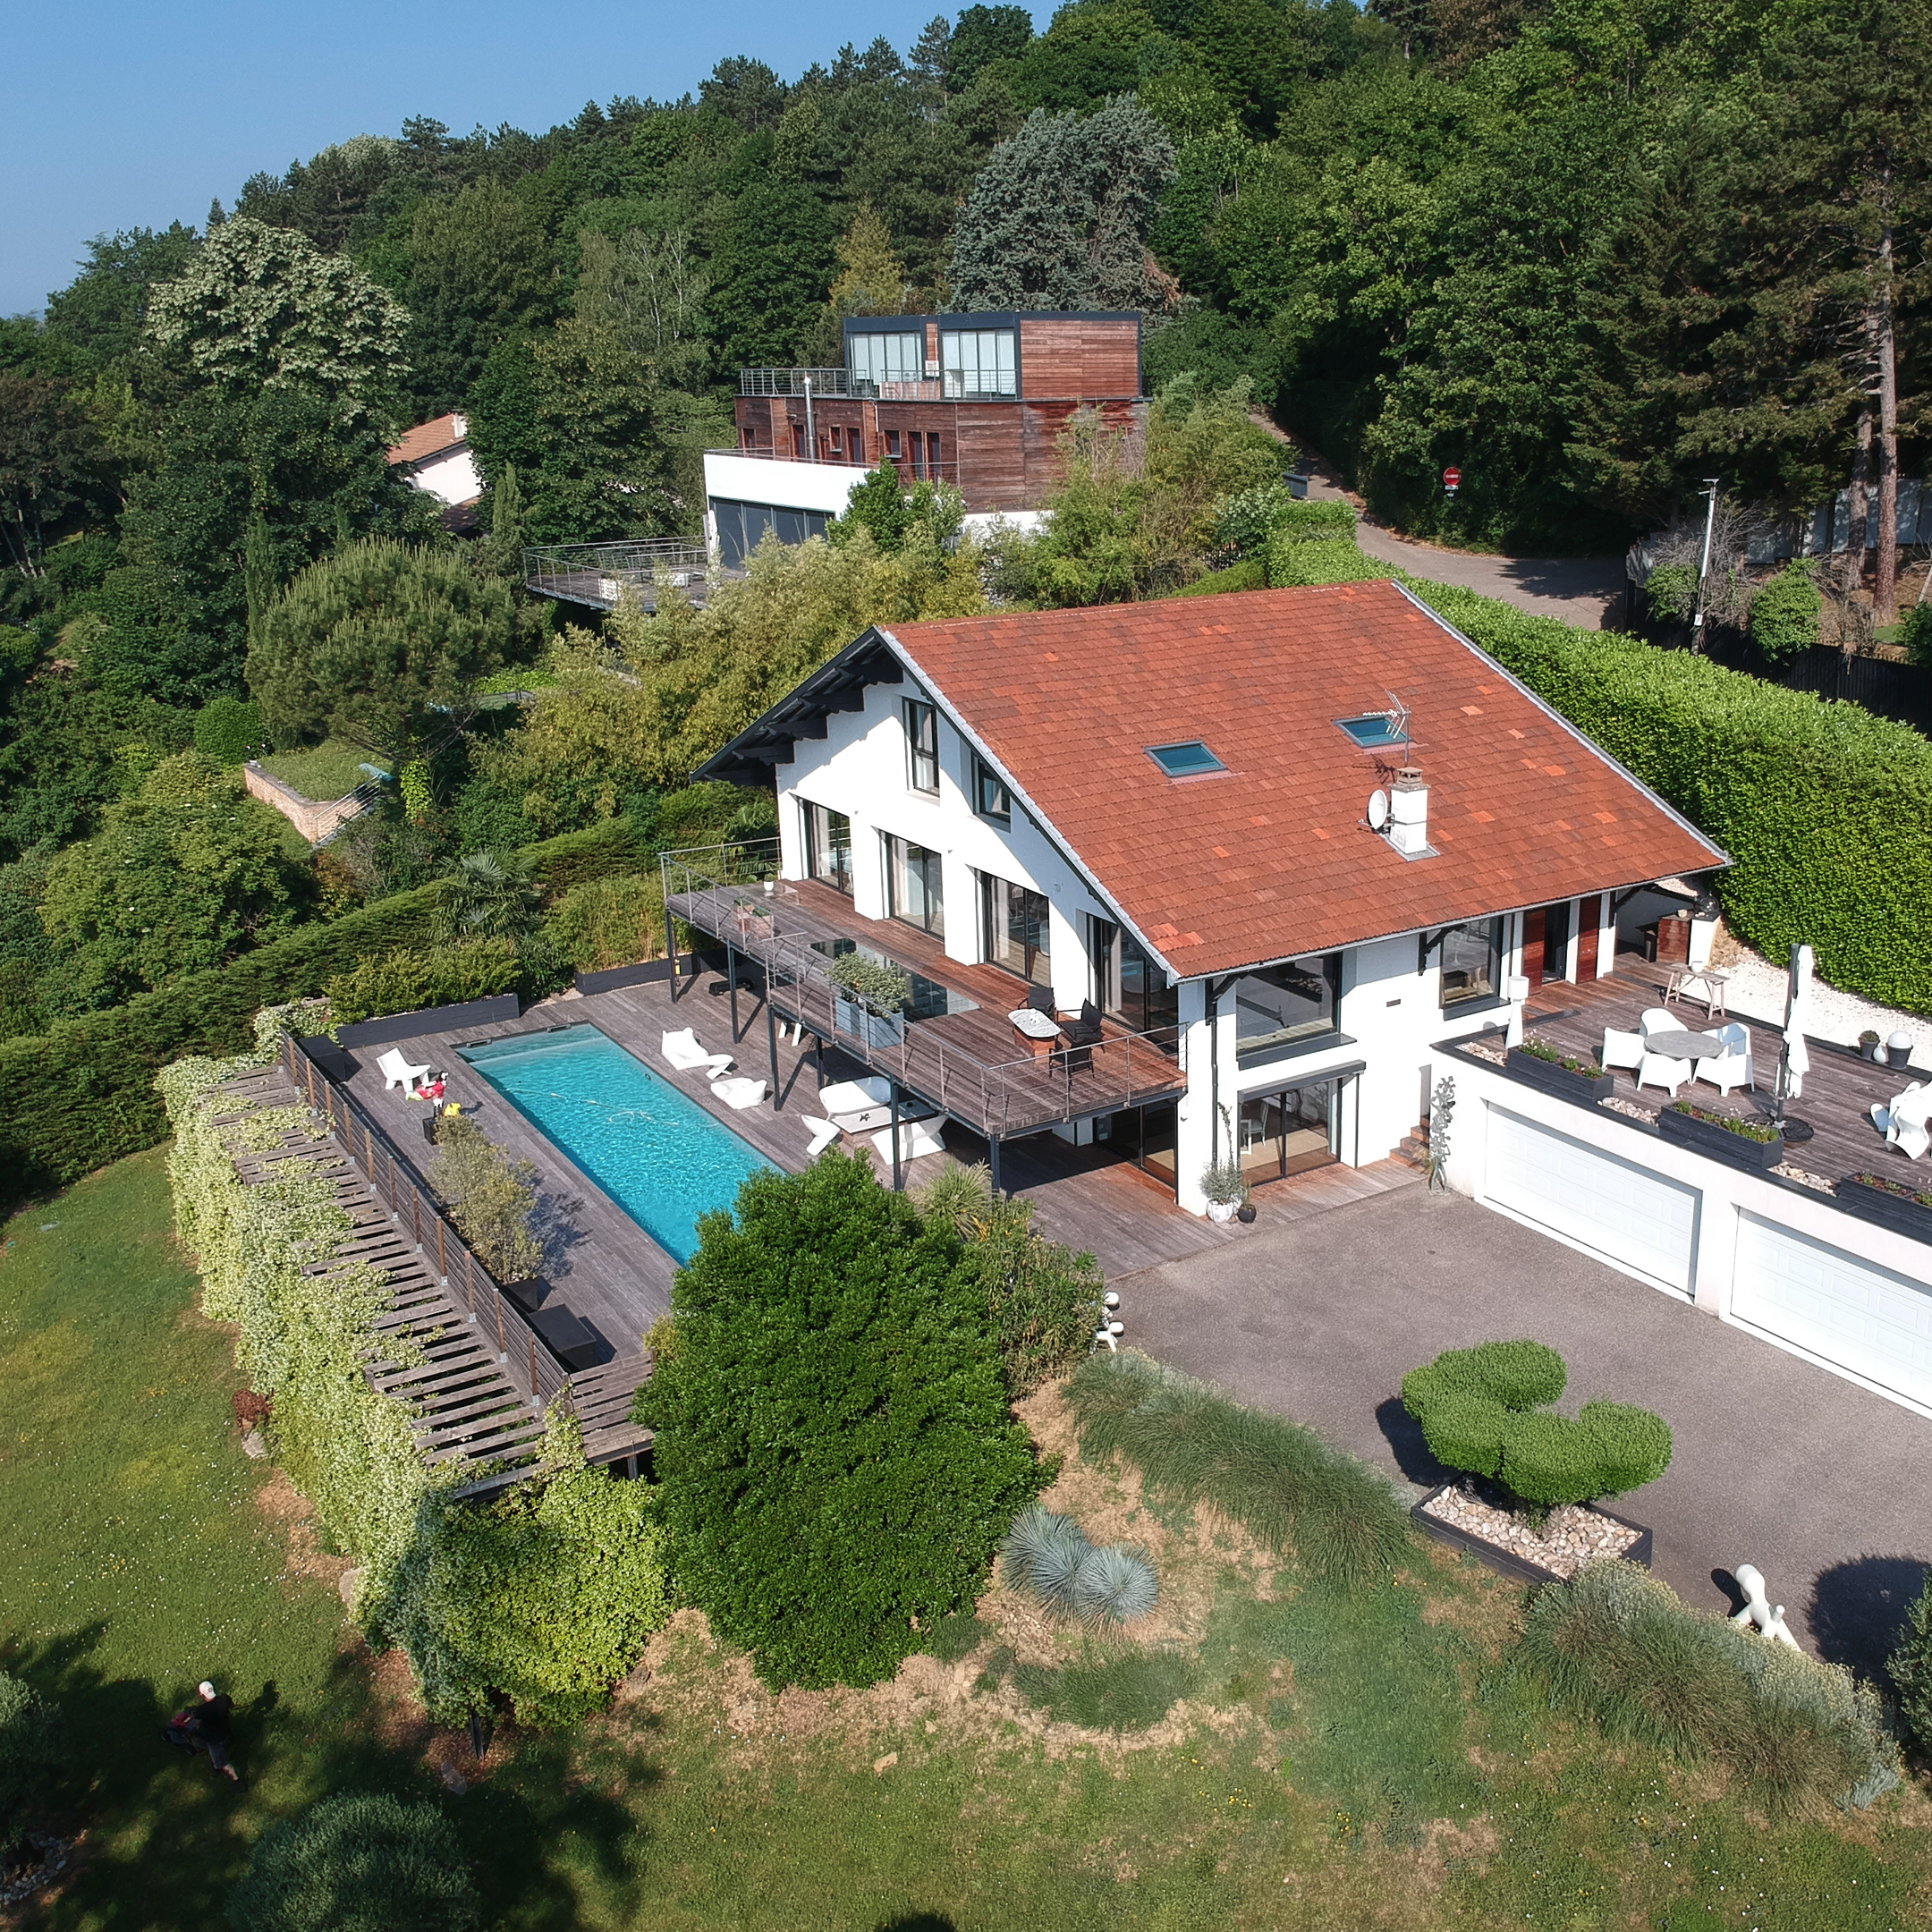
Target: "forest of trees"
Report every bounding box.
[0,0,1925,1037]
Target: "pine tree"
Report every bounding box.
[828,201,910,316]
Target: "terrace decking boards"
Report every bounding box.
[212,1063,652,1493]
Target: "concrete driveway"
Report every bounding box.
[1119,1185,1932,1674]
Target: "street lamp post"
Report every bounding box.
[1689,478,1719,650]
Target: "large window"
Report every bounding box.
[886,835,945,937]
[802,801,852,896]
[1090,919,1178,1034]
[940,328,1017,398]
[1231,953,1342,1058]
[848,331,924,386]
[1437,919,1503,1008]
[971,754,1010,824]
[982,873,1051,987]
[1236,1081,1341,1182]
[903,699,939,795]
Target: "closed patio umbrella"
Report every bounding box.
[1773,942,1815,1140]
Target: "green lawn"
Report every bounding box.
[4,1155,1928,1930]
[258,741,386,802]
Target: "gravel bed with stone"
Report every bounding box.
[1419,1481,1640,1579]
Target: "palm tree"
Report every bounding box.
[437,850,540,940]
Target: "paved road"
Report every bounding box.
[1120,1184,1932,1672]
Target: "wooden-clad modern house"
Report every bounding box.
[704,310,1146,565]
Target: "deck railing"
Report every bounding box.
[660,841,1186,1139]
[280,1032,571,1411]
[523,538,711,606]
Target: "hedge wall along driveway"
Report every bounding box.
[1407,579,1932,1014]
[0,819,648,1204]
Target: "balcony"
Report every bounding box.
[661,840,1186,1144]
[523,538,712,611]
[738,368,871,398]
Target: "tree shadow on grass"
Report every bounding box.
[6,1625,658,1932]
[1808,1554,1929,1683]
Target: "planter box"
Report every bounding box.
[834,995,905,1050]
[1835,1175,1932,1244]
[335,993,521,1050]
[1656,1105,1784,1171]
[1505,1047,1614,1106]
[1411,1483,1654,1588]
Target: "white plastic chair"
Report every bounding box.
[710,1076,767,1110]
[1885,1084,1932,1161]
[377,1048,431,1094]
[802,1115,842,1157]
[1695,1021,1755,1096]
[871,1119,945,1163]
[661,1028,734,1079]
[1639,1006,1676,1042]
[1602,1028,1644,1072]
[1636,1050,1692,1097]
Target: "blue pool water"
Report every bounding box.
[459,1024,773,1264]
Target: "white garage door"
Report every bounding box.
[1484,1105,1699,1294]
[1733,1213,1932,1411]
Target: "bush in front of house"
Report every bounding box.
[226,1791,479,1932]
[1065,1350,1411,1587]
[1748,559,1822,660]
[632,1150,1043,1690]
[1524,1561,1900,1814]
[1891,1564,1932,1754]
[1402,1341,1672,1507]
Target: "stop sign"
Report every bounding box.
[1442,466,1462,491]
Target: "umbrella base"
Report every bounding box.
[1775,1117,1814,1143]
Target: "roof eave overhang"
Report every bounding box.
[691,629,903,787]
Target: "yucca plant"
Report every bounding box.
[1071,1543,1158,1625]
[1002,1505,1090,1613]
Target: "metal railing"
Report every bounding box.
[738,368,870,398]
[280,1032,571,1413]
[523,538,711,606]
[660,841,1185,1139]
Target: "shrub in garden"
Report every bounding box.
[326,937,522,1023]
[0,1672,64,1863]
[1524,1561,1899,1813]
[429,1114,542,1284]
[1748,560,1822,660]
[1904,600,1932,666]
[1001,1504,1158,1626]
[633,1150,1042,1690]
[1065,1351,1410,1587]
[192,694,267,767]
[1891,1564,1932,1754]
[1401,1340,1671,1507]
[226,1791,479,1932]
[917,1161,1103,1395]
[1267,535,1385,589]
[546,871,662,970]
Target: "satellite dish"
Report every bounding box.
[1367,789,1390,833]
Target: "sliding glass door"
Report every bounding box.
[886,835,945,938]
[802,801,852,896]
[1234,1080,1341,1183]
[1089,919,1178,1033]
[981,873,1051,986]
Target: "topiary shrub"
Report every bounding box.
[1749,560,1822,661]
[1890,1563,1932,1754]
[0,1672,64,1862]
[1525,1562,1899,1813]
[225,1790,479,1932]
[193,694,267,767]
[1403,1341,1671,1507]
[632,1150,1043,1690]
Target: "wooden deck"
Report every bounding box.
[212,1062,652,1494]
[335,966,1420,1352]
[664,875,1189,1139]
[1515,951,1918,1189]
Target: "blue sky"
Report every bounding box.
[5,0,1003,317]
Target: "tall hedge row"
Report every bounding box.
[0,818,648,1201]
[1404,577,1932,1013]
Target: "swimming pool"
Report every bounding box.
[459,1024,773,1264]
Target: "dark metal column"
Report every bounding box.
[988,1132,1002,1198]
[766,970,781,1108]
[727,945,740,1042]
[889,1080,902,1191]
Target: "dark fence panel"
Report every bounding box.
[573,949,727,996]
[336,994,522,1049]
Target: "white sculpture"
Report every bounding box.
[1731,1563,1802,1649]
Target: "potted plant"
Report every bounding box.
[1505,1037,1614,1104]
[1200,1156,1250,1224]
[1656,1099,1784,1171]
[826,953,911,1049]
[1859,1030,1882,1063]
[1836,1172,1932,1243]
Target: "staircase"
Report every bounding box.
[1394,1119,1432,1171]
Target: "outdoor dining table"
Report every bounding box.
[1645,1029,1727,1062]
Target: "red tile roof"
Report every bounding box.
[386,412,466,467]
[882,581,1725,977]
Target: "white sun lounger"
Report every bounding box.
[710,1076,767,1110]
[818,1074,895,1131]
[377,1048,431,1094]
[661,1028,734,1079]
[802,1115,843,1157]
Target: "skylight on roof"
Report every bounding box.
[1146,741,1226,778]
[1336,713,1406,750]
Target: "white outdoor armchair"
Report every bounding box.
[1602,1028,1644,1072]
[661,1028,734,1079]
[1639,1006,1676,1043]
[1695,1021,1755,1097]
[1876,1082,1932,1161]
[1636,1049,1692,1097]
[377,1048,431,1094]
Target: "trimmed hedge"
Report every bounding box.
[327,938,525,1025]
[0,818,648,1203]
[1406,576,1932,1013]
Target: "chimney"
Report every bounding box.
[1388,766,1428,857]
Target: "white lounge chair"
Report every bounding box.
[661,1028,734,1079]
[1639,1006,1676,1043]
[1636,1049,1691,1097]
[1602,1028,1644,1073]
[817,1075,894,1131]
[1695,1021,1755,1096]
[710,1076,767,1110]
[802,1115,842,1157]
[871,1119,945,1164]
[377,1047,431,1094]
[1884,1083,1932,1161]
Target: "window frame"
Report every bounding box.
[903,699,940,796]
[1146,740,1227,779]
[885,834,945,938]
[980,872,1051,987]
[1435,917,1506,1013]
[971,753,1011,826]
[1230,952,1347,1064]
[801,801,853,897]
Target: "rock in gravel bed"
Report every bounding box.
[1419,1482,1640,1580]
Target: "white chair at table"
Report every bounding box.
[1876,1083,1932,1161]
[1635,1005,1691,1097]
[1602,1028,1643,1076]
[1695,1021,1754,1097]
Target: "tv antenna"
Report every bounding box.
[1382,691,1413,760]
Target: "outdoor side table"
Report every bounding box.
[1009,1008,1059,1060]
[1664,964,1730,1017]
